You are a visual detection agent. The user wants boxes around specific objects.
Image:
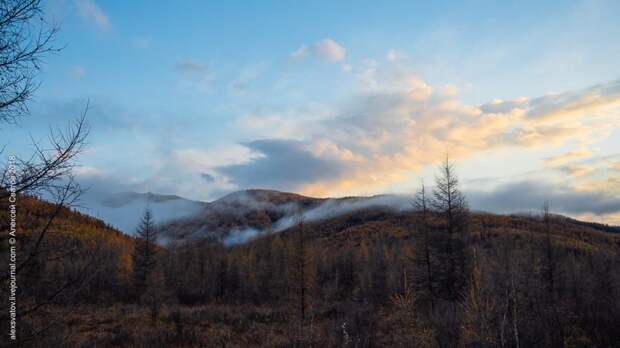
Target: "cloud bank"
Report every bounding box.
[468,180,620,216]
[215,74,620,198]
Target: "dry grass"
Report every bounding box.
[45,304,295,347]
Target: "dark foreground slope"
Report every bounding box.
[0,194,136,344]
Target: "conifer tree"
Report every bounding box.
[414,180,437,309]
[286,215,315,343]
[132,208,158,298]
[432,156,469,301]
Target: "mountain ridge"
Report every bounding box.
[154,188,619,246]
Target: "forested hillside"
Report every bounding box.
[3,184,620,347]
[0,193,136,343]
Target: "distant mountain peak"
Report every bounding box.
[100,191,202,208]
[218,188,311,200]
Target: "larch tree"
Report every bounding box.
[542,201,555,298]
[132,208,159,298]
[286,214,316,344]
[413,180,436,309]
[432,156,469,301]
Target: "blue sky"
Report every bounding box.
[5,0,620,223]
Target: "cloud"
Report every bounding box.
[159,146,252,198]
[72,169,206,233]
[290,38,346,62]
[215,139,351,189]
[200,173,215,183]
[235,106,332,139]
[467,180,620,217]
[68,144,248,214]
[559,164,594,177]
[216,71,620,198]
[222,227,259,246]
[75,0,110,31]
[526,78,620,122]
[544,148,592,166]
[480,98,528,114]
[74,165,100,176]
[510,124,593,147]
[68,56,618,218]
[386,49,402,61]
[544,151,620,182]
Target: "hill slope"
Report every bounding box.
[158,189,619,247]
[0,193,136,302]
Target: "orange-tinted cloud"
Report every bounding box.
[219,74,620,199]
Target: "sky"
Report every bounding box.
[4,0,620,224]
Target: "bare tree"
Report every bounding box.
[432,156,469,236]
[287,214,315,345]
[0,3,91,342]
[0,0,59,124]
[1,110,89,198]
[0,0,88,199]
[432,156,469,301]
[542,200,555,297]
[414,179,436,309]
[0,0,90,293]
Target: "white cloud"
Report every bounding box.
[290,46,309,60]
[75,0,110,31]
[544,148,592,166]
[386,49,401,61]
[74,165,101,177]
[235,106,333,139]
[224,70,620,198]
[171,145,252,173]
[290,38,346,62]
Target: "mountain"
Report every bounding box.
[158,189,418,244]
[76,191,207,234]
[100,192,193,208]
[75,187,620,245]
[159,189,324,244]
[157,189,619,246]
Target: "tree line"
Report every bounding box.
[125,157,620,347]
